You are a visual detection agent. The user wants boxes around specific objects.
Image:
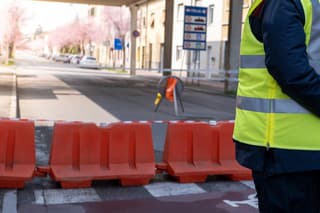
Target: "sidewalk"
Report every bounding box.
[0,65,17,118]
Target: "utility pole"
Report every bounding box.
[163,0,174,76]
[225,0,243,93]
[130,5,137,76]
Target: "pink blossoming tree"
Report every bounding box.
[103,6,130,69]
[0,0,26,64]
[48,17,108,55]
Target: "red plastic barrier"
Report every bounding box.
[162,121,251,183]
[101,122,155,186]
[49,122,155,188]
[0,120,35,188]
[216,121,252,181]
[49,122,100,188]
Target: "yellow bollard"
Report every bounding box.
[154,93,162,105]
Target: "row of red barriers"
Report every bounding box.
[0,119,251,189]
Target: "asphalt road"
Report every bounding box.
[15,52,235,123]
[0,51,258,213]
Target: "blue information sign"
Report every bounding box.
[114,38,123,50]
[183,6,208,51]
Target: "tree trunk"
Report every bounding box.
[89,40,93,56]
[81,41,85,55]
[8,42,14,59]
[4,45,9,65]
[77,45,81,54]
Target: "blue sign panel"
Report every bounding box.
[114,38,123,50]
[183,6,208,51]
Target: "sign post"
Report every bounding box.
[183,6,208,85]
[183,6,208,50]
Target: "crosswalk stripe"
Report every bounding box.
[2,190,17,213]
[34,189,101,205]
[240,181,255,190]
[34,190,45,204]
[144,182,206,197]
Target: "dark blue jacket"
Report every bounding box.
[235,0,320,174]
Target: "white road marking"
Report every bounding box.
[224,193,258,209]
[34,189,101,205]
[34,190,45,204]
[144,182,206,197]
[3,190,17,213]
[240,181,255,190]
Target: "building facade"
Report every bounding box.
[172,0,254,77]
[88,5,131,68]
[87,0,254,75]
[135,0,165,70]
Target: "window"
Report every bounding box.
[143,16,146,27]
[162,9,166,25]
[137,47,141,61]
[150,13,155,28]
[209,5,215,24]
[177,3,184,21]
[176,46,183,60]
[89,8,95,17]
[195,0,202,6]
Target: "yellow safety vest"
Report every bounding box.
[233,0,320,150]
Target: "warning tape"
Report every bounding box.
[0,117,235,126]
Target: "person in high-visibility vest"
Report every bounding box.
[234,0,320,212]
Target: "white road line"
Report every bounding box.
[240,181,255,190]
[223,194,258,209]
[144,182,206,197]
[2,190,17,213]
[34,189,101,205]
[34,190,45,204]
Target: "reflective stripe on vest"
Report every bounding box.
[237,96,310,114]
[240,55,266,69]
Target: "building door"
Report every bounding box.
[142,46,145,69]
[149,43,153,70]
[206,45,214,78]
[160,43,164,73]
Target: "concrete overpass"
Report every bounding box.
[33,0,244,81]
[33,0,141,6]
